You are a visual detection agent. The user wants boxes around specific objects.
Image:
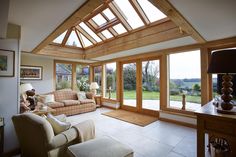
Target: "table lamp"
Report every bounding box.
[208,49,236,110]
[90,82,99,95]
[20,83,36,109]
[20,83,33,94]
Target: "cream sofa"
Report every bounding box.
[39,89,96,116]
[12,113,95,157]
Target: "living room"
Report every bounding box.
[0,0,236,157]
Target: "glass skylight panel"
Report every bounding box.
[113,23,127,34]
[92,14,107,26]
[137,0,166,22]
[80,33,93,47]
[101,30,113,39]
[65,30,81,47]
[79,22,102,42]
[53,31,67,44]
[113,0,144,29]
[102,8,115,20]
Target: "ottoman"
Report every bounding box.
[67,136,134,157]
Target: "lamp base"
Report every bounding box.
[221,101,234,110]
[216,104,236,115]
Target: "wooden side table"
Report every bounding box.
[94,95,102,108]
[195,102,236,157]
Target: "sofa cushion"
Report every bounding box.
[46,113,71,135]
[80,99,95,104]
[61,100,80,106]
[77,92,87,100]
[46,102,64,108]
[54,90,77,101]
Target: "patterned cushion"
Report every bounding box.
[80,99,95,104]
[46,102,64,108]
[54,91,78,101]
[62,100,80,106]
[86,92,94,99]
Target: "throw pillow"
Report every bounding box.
[77,92,87,100]
[39,94,55,104]
[46,113,71,134]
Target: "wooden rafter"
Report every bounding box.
[129,0,149,25]
[32,0,104,53]
[74,29,84,49]
[96,18,120,32]
[108,2,132,31]
[61,28,72,46]
[148,0,206,43]
[108,27,118,36]
[76,25,97,44]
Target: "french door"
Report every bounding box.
[121,58,160,114]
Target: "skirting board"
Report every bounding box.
[102,101,120,109]
[159,111,197,128]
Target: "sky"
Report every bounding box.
[169,50,201,79]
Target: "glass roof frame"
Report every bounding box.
[52,0,167,50]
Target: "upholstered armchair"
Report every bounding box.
[12,113,94,157]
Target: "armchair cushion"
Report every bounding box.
[47,113,71,135]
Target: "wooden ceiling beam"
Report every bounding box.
[149,0,206,43]
[32,0,104,54]
[37,45,84,59]
[75,26,97,44]
[129,0,149,25]
[85,20,188,59]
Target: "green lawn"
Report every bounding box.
[123,90,201,104]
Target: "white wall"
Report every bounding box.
[21,53,54,94]
[0,26,21,152]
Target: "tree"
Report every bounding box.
[193,84,201,91]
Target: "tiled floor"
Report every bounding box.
[67,108,210,157]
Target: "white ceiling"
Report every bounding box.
[169,0,236,41]
[7,0,236,61]
[8,0,86,52]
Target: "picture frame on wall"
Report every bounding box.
[20,65,43,80]
[0,49,15,77]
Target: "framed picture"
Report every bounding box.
[0,49,15,77]
[20,65,43,80]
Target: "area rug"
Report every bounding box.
[102,110,158,127]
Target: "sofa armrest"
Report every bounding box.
[86,92,94,99]
[48,127,78,150]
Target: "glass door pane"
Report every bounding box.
[142,60,160,111]
[123,63,137,107]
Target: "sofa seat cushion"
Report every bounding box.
[62,100,80,106]
[54,90,78,102]
[47,102,64,108]
[80,99,95,104]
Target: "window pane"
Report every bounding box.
[53,30,67,44]
[94,66,102,95]
[66,30,82,47]
[137,0,166,22]
[92,14,107,26]
[123,63,136,107]
[103,8,115,20]
[105,63,116,99]
[76,65,90,92]
[169,50,201,111]
[114,0,144,29]
[113,23,127,35]
[80,33,93,47]
[101,30,113,39]
[79,22,102,42]
[142,60,160,111]
[56,63,72,90]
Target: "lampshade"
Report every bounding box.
[208,49,236,74]
[20,83,33,94]
[90,82,99,89]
